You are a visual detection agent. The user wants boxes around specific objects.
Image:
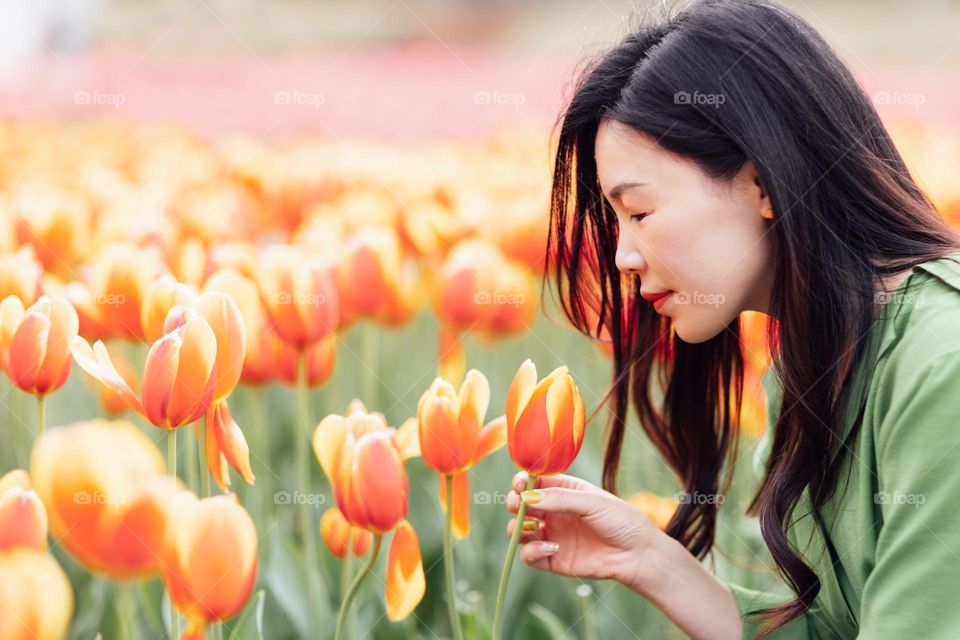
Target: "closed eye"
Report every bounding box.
[629,212,650,223]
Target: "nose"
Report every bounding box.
[615,247,646,274]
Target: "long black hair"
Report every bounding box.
[546,0,960,635]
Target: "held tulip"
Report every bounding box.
[494,359,587,640]
[30,419,173,577]
[161,492,258,639]
[0,549,74,640]
[0,469,47,552]
[506,359,586,476]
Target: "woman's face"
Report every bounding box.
[595,118,776,343]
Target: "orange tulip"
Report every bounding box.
[336,227,417,328]
[269,330,336,387]
[432,239,537,338]
[417,370,507,538]
[71,313,217,430]
[0,295,79,396]
[320,506,372,559]
[257,247,339,349]
[628,491,679,531]
[0,469,47,552]
[30,419,173,577]
[0,246,42,307]
[162,291,254,490]
[162,492,258,638]
[312,401,425,623]
[0,549,74,640]
[506,359,586,476]
[141,274,196,343]
[84,243,167,341]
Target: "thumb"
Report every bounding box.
[520,487,599,516]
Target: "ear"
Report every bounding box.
[740,159,772,211]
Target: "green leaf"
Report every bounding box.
[527,603,571,639]
[228,590,266,640]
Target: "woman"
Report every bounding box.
[504,1,960,638]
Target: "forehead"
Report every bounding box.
[594,118,707,195]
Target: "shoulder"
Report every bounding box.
[870,253,960,453]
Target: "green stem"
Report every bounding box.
[335,535,383,640]
[249,386,270,523]
[199,417,211,497]
[577,584,598,640]
[295,351,320,627]
[166,430,180,637]
[116,580,137,639]
[492,474,537,640]
[36,394,45,437]
[185,419,197,493]
[341,528,355,638]
[443,474,464,640]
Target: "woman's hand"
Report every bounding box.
[504,471,667,593]
[505,471,743,639]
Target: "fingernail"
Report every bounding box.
[520,489,541,504]
[541,542,560,554]
[522,519,538,531]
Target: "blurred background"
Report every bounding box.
[0,1,959,639]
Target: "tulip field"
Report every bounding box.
[0,115,958,640]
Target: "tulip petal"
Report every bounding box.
[71,337,143,415]
[312,414,349,481]
[209,402,255,489]
[0,295,26,373]
[385,521,425,621]
[450,472,470,540]
[506,359,537,429]
[8,312,50,392]
[141,332,181,428]
[474,414,507,462]
[393,417,420,460]
[193,292,247,402]
[34,298,79,393]
[204,409,229,491]
[166,317,218,428]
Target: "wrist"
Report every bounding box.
[616,526,679,598]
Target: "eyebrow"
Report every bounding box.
[608,182,648,201]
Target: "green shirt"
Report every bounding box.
[727,252,960,639]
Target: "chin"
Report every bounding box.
[672,316,727,344]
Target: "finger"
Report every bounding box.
[519,487,602,516]
[506,491,548,519]
[520,541,560,567]
[506,516,544,538]
[512,471,600,494]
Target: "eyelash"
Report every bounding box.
[629,212,649,223]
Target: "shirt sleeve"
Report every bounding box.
[858,351,960,638]
[725,583,810,639]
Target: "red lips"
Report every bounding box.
[640,290,673,303]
